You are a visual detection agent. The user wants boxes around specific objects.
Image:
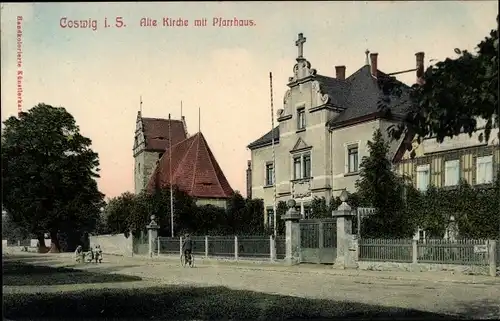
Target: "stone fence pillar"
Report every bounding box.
[332,190,358,269]
[488,240,497,277]
[146,215,160,258]
[281,199,301,265]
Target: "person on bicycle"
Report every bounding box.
[182,233,193,264]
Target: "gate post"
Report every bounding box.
[281,199,301,265]
[146,215,160,258]
[488,240,497,277]
[270,235,277,262]
[205,236,209,258]
[318,221,324,264]
[332,191,357,269]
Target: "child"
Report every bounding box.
[94,244,103,263]
[75,245,84,263]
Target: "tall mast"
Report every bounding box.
[270,72,277,237]
[169,113,174,237]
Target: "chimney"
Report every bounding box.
[335,66,346,80]
[370,53,378,78]
[415,52,425,85]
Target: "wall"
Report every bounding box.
[251,74,340,223]
[196,198,227,209]
[331,119,401,196]
[89,233,133,257]
[135,151,161,194]
[30,239,51,247]
[357,261,491,276]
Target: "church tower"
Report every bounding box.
[133,108,188,194]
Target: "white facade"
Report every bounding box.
[249,43,405,224]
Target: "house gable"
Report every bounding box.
[290,137,312,153]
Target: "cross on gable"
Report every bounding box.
[295,33,306,59]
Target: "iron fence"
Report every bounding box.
[238,236,270,258]
[191,236,205,256]
[300,223,319,248]
[158,237,180,254]
[323,222,336,248]
[157,235,282,261]
[207,236,235,257]
[358,239,413,263]
[417,239,489,266]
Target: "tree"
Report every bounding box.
[2,213,31,243]
[310,197,329,218]
[380,17,499,153]
[103,192,137,235]
[355,129,413,238]
[1,104,104,252]
[127,187,198,238]
[243,198,265,234]
[225,192,247,234]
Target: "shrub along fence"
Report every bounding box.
[358,238,492,266]
[158,235,286,261]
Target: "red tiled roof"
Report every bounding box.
[142,117,187,151]
[146,132,234,199]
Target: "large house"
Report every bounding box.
[247,33,420,225]
[133,111,233,208]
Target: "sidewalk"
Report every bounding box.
[7,250,500,285]
[149,254,500,285]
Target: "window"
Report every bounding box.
[444,160,460,186]
[293,156,301,179]
[292,153,311,180]
[347,146,359,173]
[297,107,306,130]
[265,162,274,186]
[416,164,430,191]
[303,153,311,178]
[267,209,274,227]
[476,155,493,184]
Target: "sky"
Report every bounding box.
[1,1,498,199]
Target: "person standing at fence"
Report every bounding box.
[182,233,193,263]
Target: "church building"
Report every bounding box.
[133,111,233,208]
[247,33,422,225]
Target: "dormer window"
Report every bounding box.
[297,107,306,130]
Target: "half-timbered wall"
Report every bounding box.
[395,145,500,188]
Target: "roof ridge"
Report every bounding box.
[189,132,201,194]
[142,117,183,122]
[200,132,224,195]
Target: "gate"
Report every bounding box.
[300,219,337,264]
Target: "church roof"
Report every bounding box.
[141,117,187,152]
[247,65,410,150]
[146,132,234,199]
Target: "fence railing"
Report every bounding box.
[359,239,413,263]
[417,239,489,266]
[157,235,285,261]
[359,238,492,266]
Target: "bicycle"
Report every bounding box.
[180,252,195,268]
